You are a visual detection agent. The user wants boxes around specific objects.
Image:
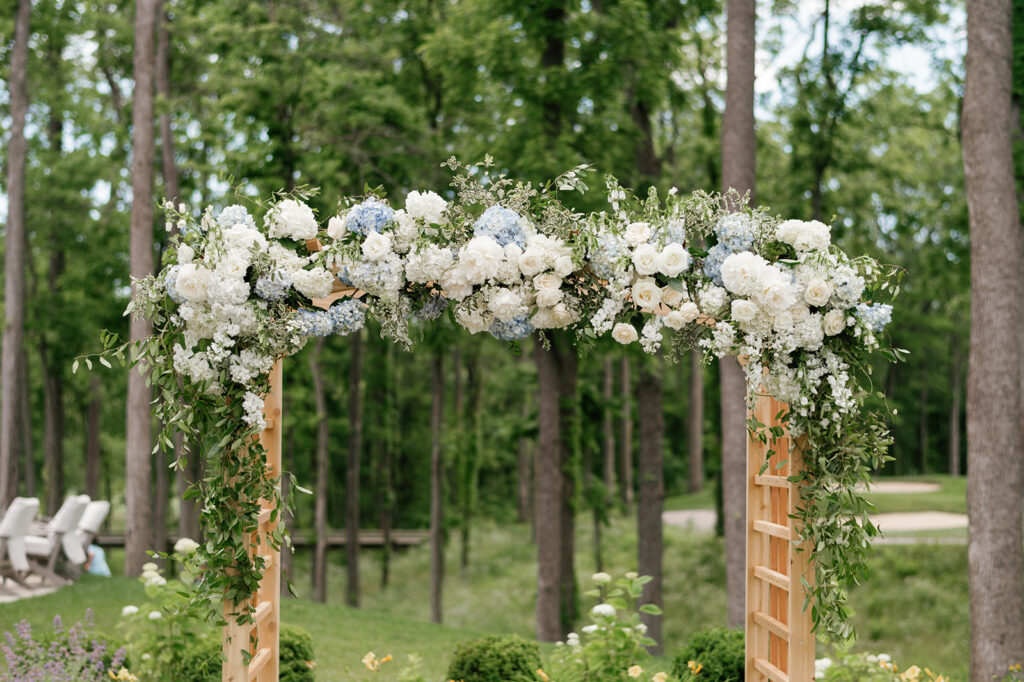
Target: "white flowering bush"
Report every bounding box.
[84,157,901,641]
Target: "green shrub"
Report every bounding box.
[671,627,744,682]
[447,635,541,682]
[175,626,315,681]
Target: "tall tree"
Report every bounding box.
[720,0,756,628]
[687,351,704,493]
[534,334,563,641]
[962,0,1024,677]
[0,0,31,508]
[619,357,634,506]
[310,338,329,603]
[125,0,160,576]
[636,356,665,655]
[346,330,364,608]
[602,358,617,499]
[459,341,482,572]
[429,350,445,624]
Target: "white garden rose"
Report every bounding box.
[612,323,639,345]
[772,309,794,331]
[731,299,758,323]
[531,306,556,329]
[790,305,811,323]
[218,253,249,280]
[657,243,691,277]
[459,236,504,283]
[361,230,393,261]
[533,272,562,291]
[441,266,473,300]
[266,199,318,241]
[679,301,700,323]
[405,190,448,224]
[326,215,346,239]
[624,221,653,247]
[803,278,833,307]
[754,268,798,313]
[631,278,662,310]
[823,308,847,336]
[176,264,211,303]
[551,302,576,327]
[664,310,686,329]
[536,289,563,308]
[455,304,494,334]
[631,244,659,275]
[518,247,546,277]
[720,252,768,296]
[553,255,574,278]
[661,286,684,308]
[177,244,195,264]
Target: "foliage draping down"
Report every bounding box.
[85,158,902,640]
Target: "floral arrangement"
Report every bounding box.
[85,156,901,641]
[1,611,129,682]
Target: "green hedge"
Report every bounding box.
[447,634,542,682]
[176,626,315,681]
[671,627,744,681]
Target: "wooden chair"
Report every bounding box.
[0,497,41,590]
[75,500,110,552]
[24,494,89,585]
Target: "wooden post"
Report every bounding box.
[745,391,815,682]
[223,360,282,682]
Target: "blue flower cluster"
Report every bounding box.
[855,303,893,333]
[591,233,626,281]
[346,199,394,235]
[164,266,183,303]
[218,204,255,229]
[473,205,528,248]
[655,218,687,246]
[254,272,292,302]
[489,315,534,341]
[345,258,402,294]
[703,214,756,285]
[415,294,448,321]
[702,244,730,286]
[296,300,366,337]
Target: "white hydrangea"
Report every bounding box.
[266,199,318,241]
[776,219,830,252]
[406,244,455,283]
[291,268,335,299]
[405,190,448,224]
[720,251,768,296]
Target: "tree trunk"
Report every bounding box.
[156,8,179,205]
[346,330,363,608]
[687,351,705,493]
[637,357,665,655]
[176,438,201,541]
[620,357,634,506]
[460,342,482,572]
[429,350,445,624]
[20,348,35,497]
[125,0,160,576]
[518,351,534,525]
[310,338,329,604]
[949,337,962,476]
[963,0,1024,677]
[602,357,617,499]
[555,334,578,637]
[0,0,31,508]
[721,0,756,629]
[534,334,563,641]
[85,377,102,499]
[40,350,65,515]
[153,437,168,561]
[377,343,394,589]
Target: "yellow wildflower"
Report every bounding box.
[108,669,138,682]
[900,665,922,681]
[628,665,644,678]
[537,669,551,681]
[361,651,391,672]
[688,660,704,674]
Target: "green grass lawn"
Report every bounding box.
[863,475,967,515]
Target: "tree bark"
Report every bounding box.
[721,0,756,629]
[534,334,563,641]
[620,357,634,506]
[85,378,103,499]
[963,0,1024,677]
[555,334,578,637]
[602,358,617,498]
[377,343,394,589]
[19,349,35,497]
[636,357,665,655]
[40,353,65,516]
[0,0,31,508]
[518,351,534,525]
[310,338,329,603]
[460,343,482,572]
[429,350,445,624]
[346,330,363,608]
[687,351,705,493]
[125,0,160,576]
[156,8,179,205]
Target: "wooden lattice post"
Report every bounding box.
[745,391,815,681]
[223,360,282,682]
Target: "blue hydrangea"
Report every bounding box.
[590,233,626,281]
[714,213,755,252]
[218,204,255,229]
[295,309,334,337]
[345,199,395,235]
[164,265,183,303]
[702,243,731,286]
[328,299,366,336]
[656,219,687,246]
[254,271,292,302]
[473,206,528,248]
[855,303,893,333]
[415,294,448,321]
[489,315,534,341]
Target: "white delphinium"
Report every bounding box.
[657,243,691,277]
[242,391,266,429]
[624,221,653,247]
[630,278,662,310]
[291,267,335,299]
[640,316,664,353]
[459,235,505,284]
[631,244,659,276]
[266,199,318,241]
[405,190,448,224]
[406,244,455,283]
[612,322,638,345]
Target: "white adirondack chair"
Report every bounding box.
[75,500,110,551]
[0,497,41,588]
[25,494,89,584]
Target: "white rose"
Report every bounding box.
[624,222,653,247]
[661,287,684,308]
[531,306,556,329]
[720,252,768,296]
[551,302,575,327]
[176,264,211,303]
[327,215,346,239]
[533,272,562,291]
[121,605,139,617]
[489,288,523,321]
[405,190,448,224]
[731,299,758,322]
[177,244,195,264]
[459,236,504,283]
[536,289,563,308]
[612,323,639,345]
[441,266,473,300]
[772,309,794,330]
[790,305,810,323]
[754,269,798,313]
[664,311,685,329]
[361,231,393,261]
[218,252,249,280]
[803,278,833,307]
[553,255,574,278]
[823,308,847,336]
[631,278,662,310]
[657,243,691,277]
[518,247,546,277]
[679,301,700,324]
[631,244,659,275]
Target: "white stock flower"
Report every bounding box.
[267,199,318,241]
[121,605,139,617]
[631,244,659,276]
[657,243,691,277]
[661,287,684,308]
[731,299,758,323]
[176,264,211,303]
[823,308,847,336]
[174,537,200,555]
[720,252,768,296]
[361,231,393,261]
[803,278,833,307]
[591,603,617,618]
[664,311,686,329]
[489,288,524,322]
[679,301,700,324]
[612,323,638,345]
[631,278,662,310]
[624,222,654,247]
[405,190,448,224]
[459,236,504,284]
[326,215,346,239]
